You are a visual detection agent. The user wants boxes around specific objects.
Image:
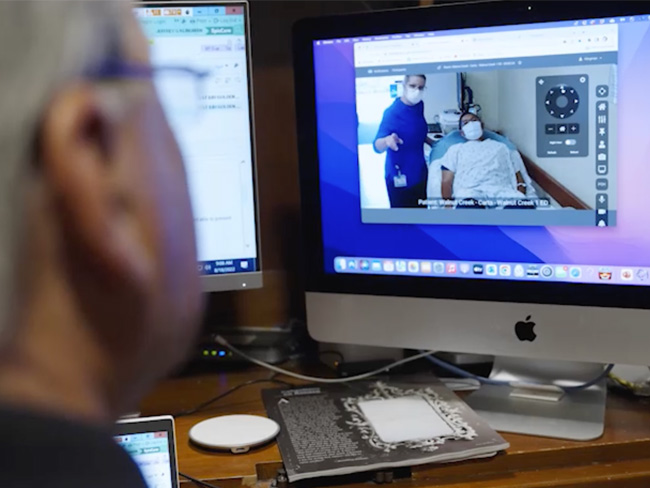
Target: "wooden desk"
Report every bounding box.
[141,368,650,488]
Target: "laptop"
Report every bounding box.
[114,415,180,488]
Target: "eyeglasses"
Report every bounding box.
[87,60,211,123]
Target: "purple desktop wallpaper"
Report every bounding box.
[313,21,650,273]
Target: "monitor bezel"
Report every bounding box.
[137,1,263,292]
[294,0,650,310]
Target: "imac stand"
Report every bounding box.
[465,357,607,441]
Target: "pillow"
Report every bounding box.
[428,130,516,165]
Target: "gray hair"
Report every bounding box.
[404,74,427,85]
[0,0,126,342]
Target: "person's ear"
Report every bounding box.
[38,83,152,291]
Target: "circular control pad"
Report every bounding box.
[545,84,579,119]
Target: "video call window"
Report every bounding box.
[354,23,618,228]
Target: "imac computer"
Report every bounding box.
[294,1,650,440]
[134,2,261,292]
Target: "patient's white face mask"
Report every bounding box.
[462,120,483,141]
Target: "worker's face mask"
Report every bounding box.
[405,86,424,105]
[462,120,483,141]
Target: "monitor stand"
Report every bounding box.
[465,357,607,441]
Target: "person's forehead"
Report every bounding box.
[462,114,479,122]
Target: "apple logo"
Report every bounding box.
[515,315,537,342]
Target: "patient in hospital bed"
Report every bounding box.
[427,112,537,208]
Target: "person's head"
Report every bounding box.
[0,1,203,419]
[402,74,427,106]
[459,112,484,141]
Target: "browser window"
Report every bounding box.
[115,431,172,488]
[134,4,259,276]
[352,22,618,227]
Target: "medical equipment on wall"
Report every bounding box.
[458,72,482,116]
[439,109,462,134]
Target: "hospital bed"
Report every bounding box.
[426,131,590,210]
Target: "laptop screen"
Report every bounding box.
[114,431,174,488]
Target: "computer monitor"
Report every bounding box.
[134,2,261,292]
[294,1,650,439]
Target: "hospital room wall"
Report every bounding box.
[356,73,457,144]
[464,71,500,130]
[466,65,616,206]
[422,73,459,124]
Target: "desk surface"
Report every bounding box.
[141,367,650,488]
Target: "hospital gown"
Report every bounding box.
[438,139,525,201]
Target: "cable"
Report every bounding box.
[424,352,614,392]
[563,364,614,392]
[215,335,436,384]
[424,353,507,386]
[609,372,632,389]
[608,372,650,397]
[179,472,222,488]
[172,375,294,417]
[215,335,613,391]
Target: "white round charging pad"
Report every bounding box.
[189,415,280,454]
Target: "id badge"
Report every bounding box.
[393,173,408,188]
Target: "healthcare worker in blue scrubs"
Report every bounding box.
[374,74,433,208]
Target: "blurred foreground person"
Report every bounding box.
[0,2,203,486]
